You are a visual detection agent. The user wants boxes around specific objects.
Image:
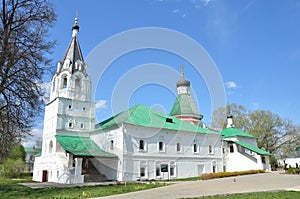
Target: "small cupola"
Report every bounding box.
[176,64,190,88]
[72,13,79,37]
[226,115,234,128]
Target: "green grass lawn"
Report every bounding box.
[0,178,165,199]
[186,191,300,199]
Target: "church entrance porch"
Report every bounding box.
[81,157,108,182]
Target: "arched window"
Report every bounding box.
[49,141,53,153]
[155,161,161,177]
[140,161,146,178]
[63,77,68,88]
[75,77,81,90]
[170,161,176,177]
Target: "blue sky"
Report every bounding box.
[24,0,300,146]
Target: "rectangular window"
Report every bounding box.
[156,167,160,177]
[193,143,198,153]
[158,141,164,151]
[229,144,234,153]
[209,145,213,154]
[170,166,175,176]
[110,140,114,150]
[68,122,72,128]
[222,147,225,153]
[140,167,145,177]
[139,140,145,150]
[176,143,181,152]
[213,165,216,173]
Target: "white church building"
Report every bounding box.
[33,18,271,184]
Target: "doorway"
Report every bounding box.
[42,170,48,182]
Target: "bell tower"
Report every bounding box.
[42,15,95,154]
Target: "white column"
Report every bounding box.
[75,158,82,175]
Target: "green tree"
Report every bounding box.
[7,143,25,161]
[0,158,25,178]
[0,0,56,160]
[211,104,299,157]
[247,110,299,156]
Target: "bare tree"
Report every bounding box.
[0,0,56,160]
[210,103,249,131]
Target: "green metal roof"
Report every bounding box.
[221,127,256,138]
[296,146,300,151]
[170,94,203,118]
[24,148,41,153]
[234,141,272,156]
[96,104,218,135]
[56,135,117,158]
[34,151,42,157]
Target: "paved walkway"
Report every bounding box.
[20,181,114,189]
[91,172,300,199]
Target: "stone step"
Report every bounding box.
[84,174,108,182]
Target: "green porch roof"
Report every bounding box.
[234,141,271,156]
[96,104,218,135]
[170,94,203,118]
[221,127,255,138]
[56,135,117,158]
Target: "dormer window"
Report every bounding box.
[166,118,173,123]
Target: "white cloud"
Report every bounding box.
[225,81,238,89]
[95,100,107,110]
[201,0,211,7]
[172,9,179,13]
[22,128,43,148]
[30,128,43,136]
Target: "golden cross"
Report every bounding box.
[180,64,184,78]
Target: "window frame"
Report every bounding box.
[209,145,214,154]
[193,143,199,153]
[158,141,165,152]
[139,139,146,151]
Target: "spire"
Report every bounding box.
[57,13,86,75]
[72,12,79,37]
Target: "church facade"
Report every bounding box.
[33,18,271,184]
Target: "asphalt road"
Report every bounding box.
[92,172,300,199]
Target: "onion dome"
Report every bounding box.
[176,77,190,87]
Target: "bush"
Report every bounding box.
[0,158,25,178]
[201,170,265,180]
